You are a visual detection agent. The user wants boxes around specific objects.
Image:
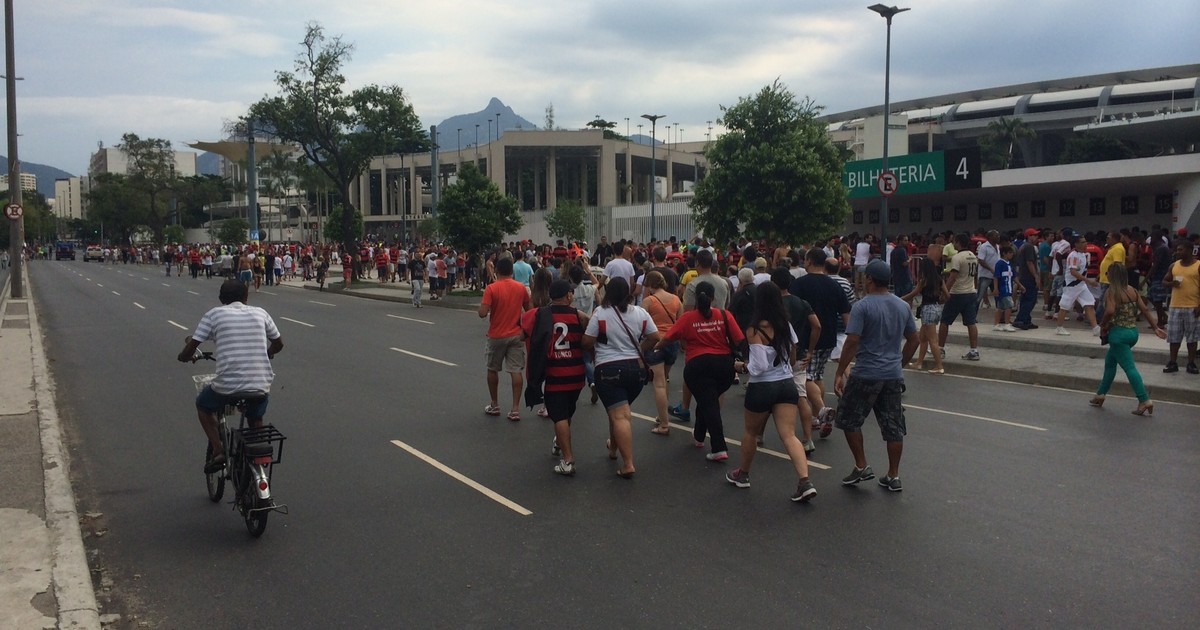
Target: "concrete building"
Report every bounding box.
[88,146,198,178]
[52,177,88,220]
[0,172,38,194]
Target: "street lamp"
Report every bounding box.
[641,114,665,241]
[868,3,909,254]
[457,128,462,165]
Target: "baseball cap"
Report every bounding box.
[549,279,573,300]
[1024,228,1039,238]
[864,259,891,284]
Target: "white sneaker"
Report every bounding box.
[1056,327,1071,336]
[992,324,1003,331]
[1002,324,1018,332]
[1092,326,1101,336]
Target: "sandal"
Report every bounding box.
[484,404,501,416]
[606,438,618,460]
[650,425,671,435]
[506,411,521,422]
[204,454,227,474]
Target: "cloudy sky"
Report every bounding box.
[9,0,1199,176]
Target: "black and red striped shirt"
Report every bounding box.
[543,305,585,392]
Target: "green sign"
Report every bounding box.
[844,148,980,199]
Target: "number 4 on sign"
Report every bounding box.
[956,157,970,180]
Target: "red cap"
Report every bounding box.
[1024,228,1039,238]
[1178,228,1188,236]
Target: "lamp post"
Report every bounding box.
[475,124,480,163]
[641,114,665,241]
[868,3,908,254]
[6,0,25,297]
[457,128,462,165]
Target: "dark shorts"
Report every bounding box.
[238,270,252,283]
[744,378,800,413]
[644,341,679,367]
[940,293,979,327]
[544,388,582,423]
[397,263,408,276]
[834,376,906,442]
[195,384,269,420]
[594,360,646,410]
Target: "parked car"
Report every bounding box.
[55,242,77,260]
[84,246,103,262]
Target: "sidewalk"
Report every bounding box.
[0,275,101,629]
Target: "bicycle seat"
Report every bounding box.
[243,442,274,458]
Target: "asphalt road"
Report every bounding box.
[31,259,1200,629]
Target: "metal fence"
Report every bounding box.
[507,200,697,245]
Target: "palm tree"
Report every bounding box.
[981,117,1036,169]
[259,151,299,240]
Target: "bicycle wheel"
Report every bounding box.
[242,483,269,537]
[205,443,225,502]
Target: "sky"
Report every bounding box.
[7,0,1199,176]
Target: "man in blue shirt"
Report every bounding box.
[512,254,534,287]
[833,260,919,492]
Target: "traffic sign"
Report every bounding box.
[250,229,260,241]
[844,147,981,199]
[877,171,899,197]
[4,203,22,220]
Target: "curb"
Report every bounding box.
[26,278,102,629]
[945,329,1168,364]
[299,282,481,313]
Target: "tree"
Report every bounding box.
[546,199,586,242]
[1058,133,1136,164]
[0,190,54,244]
[118,132,179,241]
[435,162,521,259]
[586,116,626,140]
[690,80,848,246]
[544,102,556,130]
[249,22,428,268]
[163,225,185,245]
[83,172,149,244]
[174,175,233,229]
[217,218,251,246]
[323,204,363,245]
[979,117,1036,169]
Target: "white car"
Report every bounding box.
[84,246,104,262]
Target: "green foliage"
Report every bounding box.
[118,132,179,241]
[174,175,233,228]
[435,162,521,257]
[217,218,251,245]
[163,225,186,245]
[0,190,55,244]
[544,103,556,130]
[1058,133,1136,164]
[248,22,428,254]
[546,199,586,242]
[323,204,363,244]
[690,80,848,245]
[979,117,1036,169]
[416,218,439,241]
[83,172,149,243]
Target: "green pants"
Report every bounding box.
[1096,326,1148,402]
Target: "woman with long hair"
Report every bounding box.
[531,267,553,308]
[1092,263,1167,415]
[641,271,683,434]
[725,282,816,502]
[583,277,661,478]
[655,281,744,462]
[902,257,948,373]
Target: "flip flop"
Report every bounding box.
[616,469,635,479]
[650,426,671,435]
[484,405,501,416]
[507,411,521,422]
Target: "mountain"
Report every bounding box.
[434,98,540,150]
[0,156,74,199]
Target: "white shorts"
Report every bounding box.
[1059,282,1095,310]
[791,364,809,398]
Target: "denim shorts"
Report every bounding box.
[594,360,646,410]
[940,293,979,327]
[995,296,1014,311]
[644,341,679,367]
[744,378,800,413]
[920,303,943,326]
[195,384,269,420]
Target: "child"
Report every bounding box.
[993,246,1020,331]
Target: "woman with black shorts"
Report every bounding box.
[725,282,817,503]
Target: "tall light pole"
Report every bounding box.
[5,0,25,297]
[475,124,480,163]
[641,114,665,241]
[457,128,462,165]
[868,3,908,254]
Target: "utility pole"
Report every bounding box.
[5,0,25,297]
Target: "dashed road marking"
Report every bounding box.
[133,302,145,310]
[387,314,434,325]
[309,300,336,307]
[280,316,314,328]
[391,440,531,516]
[168,320,189,330]
[389,347,457,366]
[111,291,120,296]
[187,290,199,295]
[261,291,278,296]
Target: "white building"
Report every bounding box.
[0,172,38,193]
[53,177,88,220]
[89,146,198,178]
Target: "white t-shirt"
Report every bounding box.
[752,272,772,286]
[976,241,999,280]
[747,324,799,383]
[586,305,657,366]
[855,242,872,266]
[191,302,281,395]
[1051,239,1072,275]
[1065,250,1088,282]
[603,257,636,287]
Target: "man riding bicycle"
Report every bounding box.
[178,279,284,473]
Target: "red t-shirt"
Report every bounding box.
[663,308,745,361]
[483,278,529,338]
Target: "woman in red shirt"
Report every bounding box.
[656,281,745,461]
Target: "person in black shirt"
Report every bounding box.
[789,248,850,437]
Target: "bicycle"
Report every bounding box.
[192,352,288,537]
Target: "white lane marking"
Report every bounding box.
[142,277,148,280]
[187,290,199,295]
[167,320,189,330]
[309,300,336,307]
[280,316,314,328]
[111,290,121,296]
[903,404,1048,431]
[84,277,90,281]
[391,439,531,516]
[261,290,278,296]
[387,314,434,325]
[96,283,103,287]
[133,302,145,310]
[162,283,171,287]
[389,347,457,367]
[630,412,831,470]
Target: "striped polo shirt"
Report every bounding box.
[192,302,281,395]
